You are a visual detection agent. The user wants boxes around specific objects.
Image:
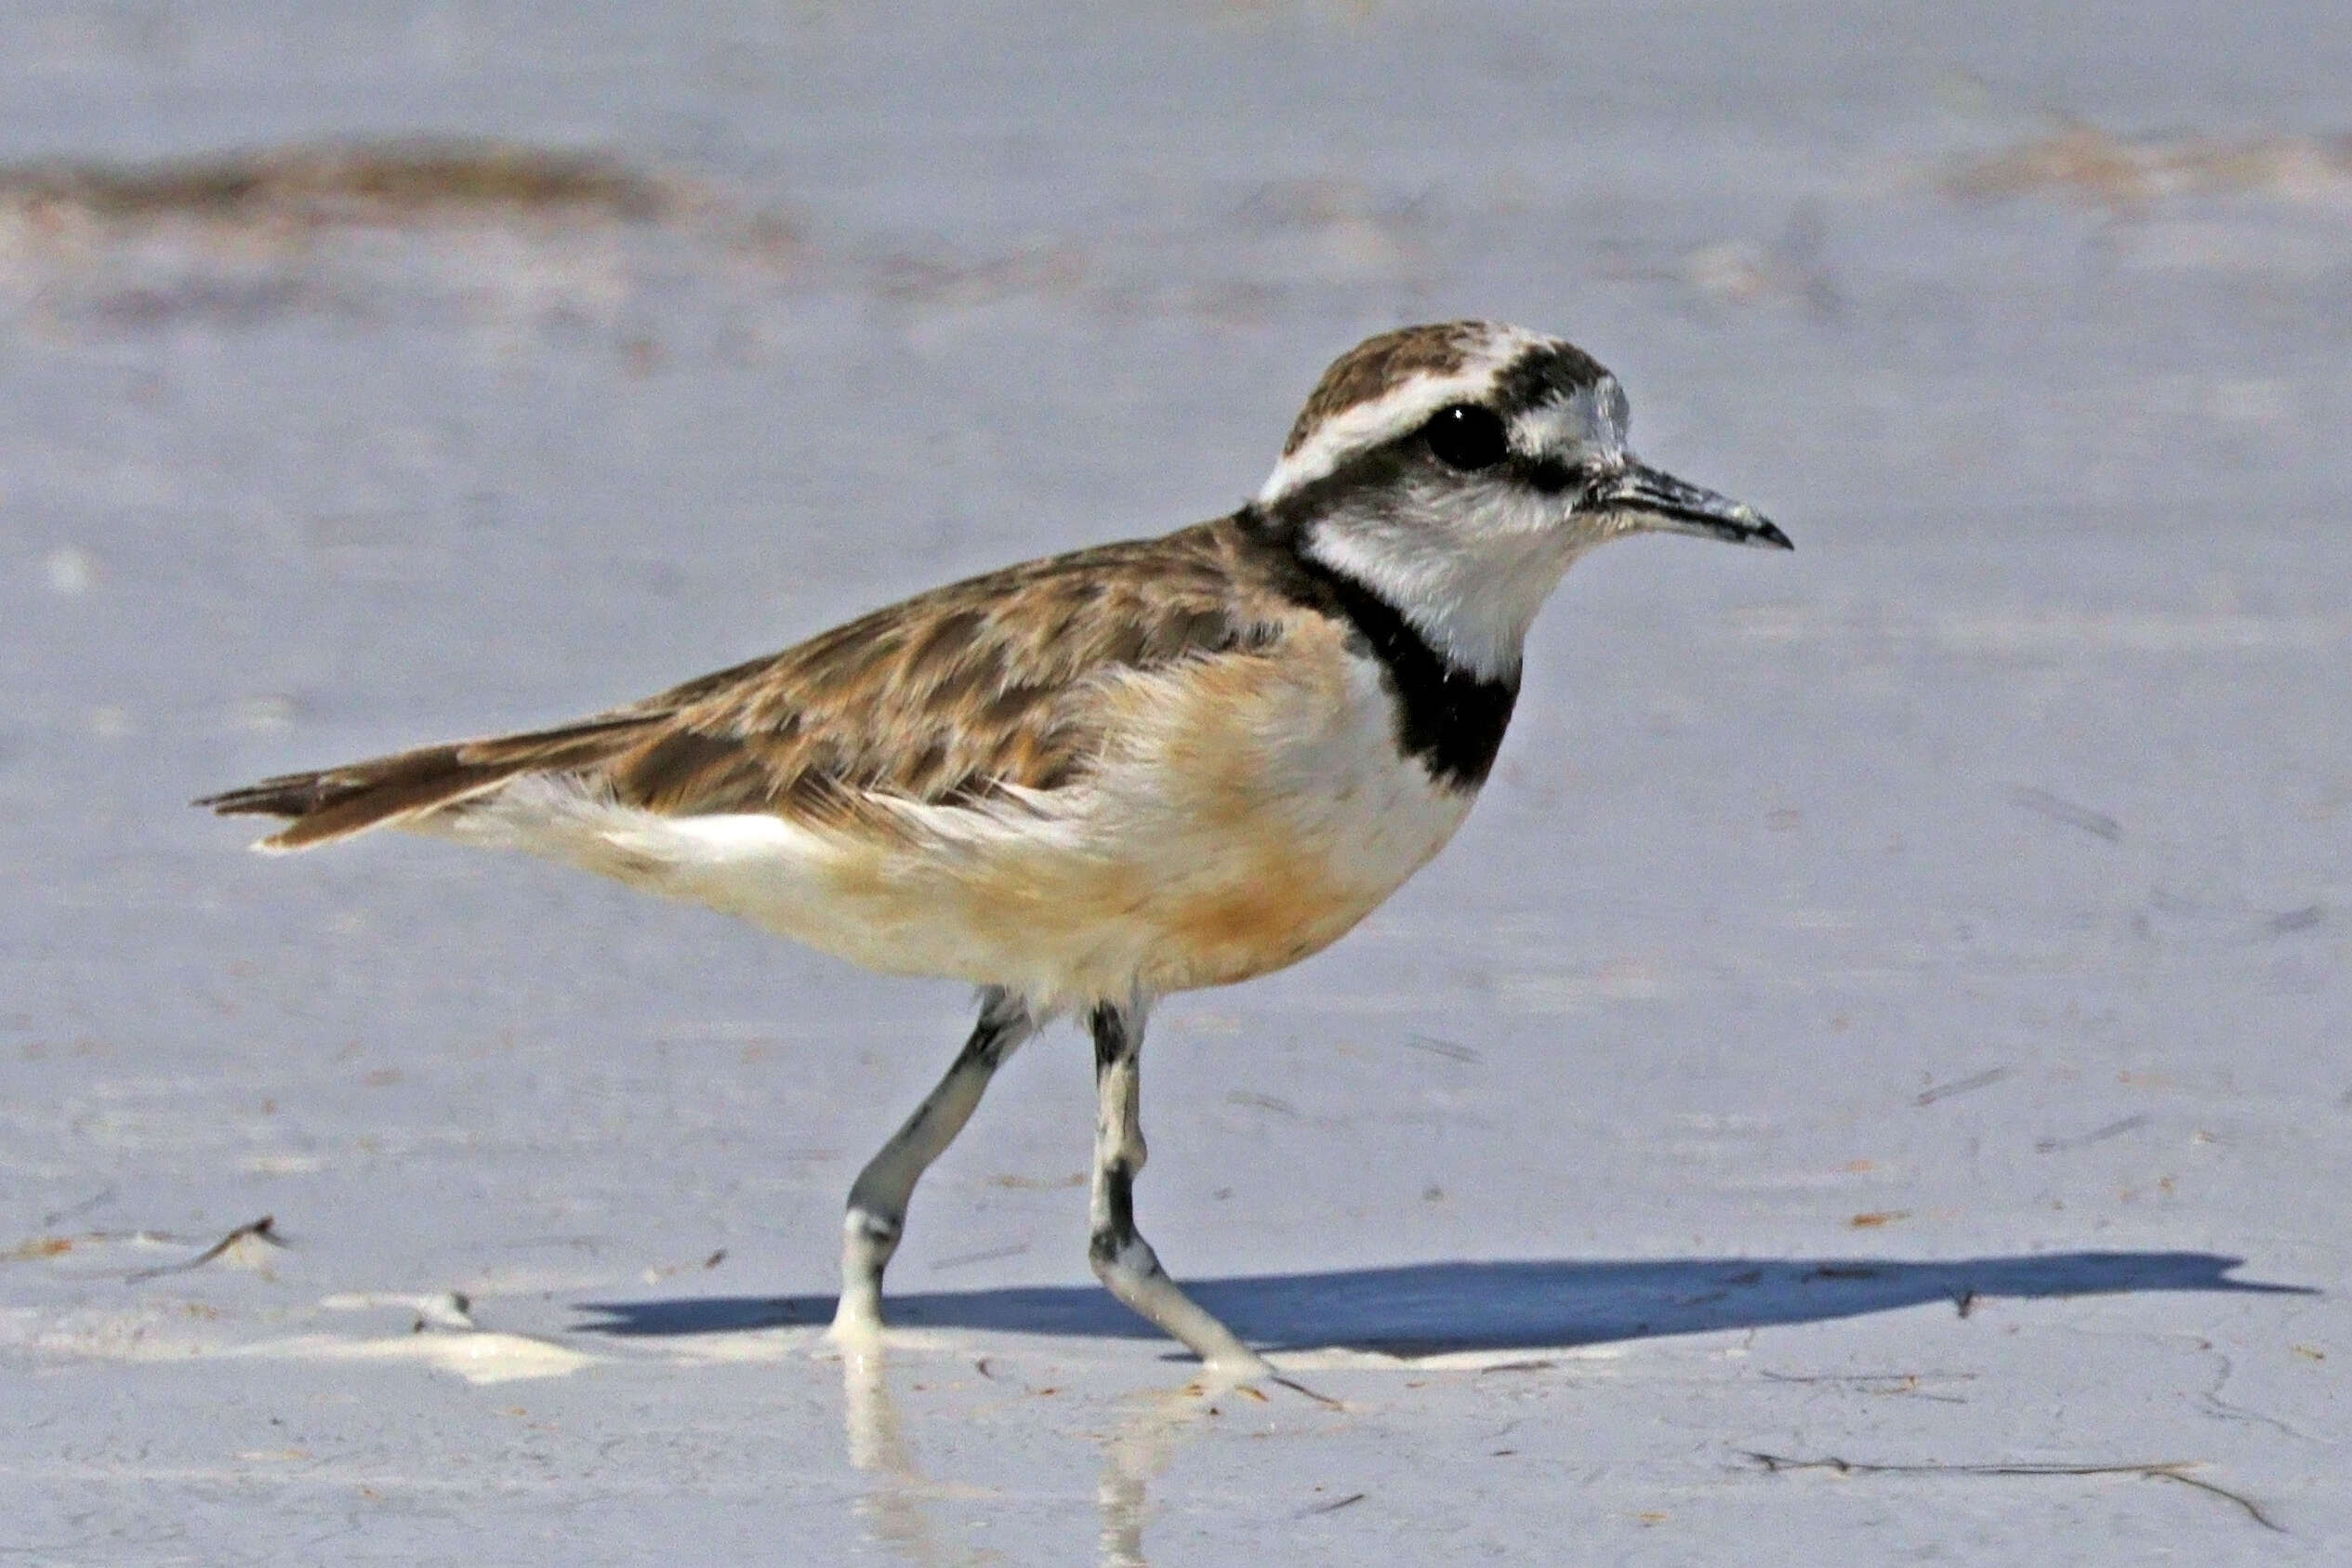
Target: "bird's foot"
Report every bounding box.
[820,1289,886,1364]
[1181,1355,1343,1411]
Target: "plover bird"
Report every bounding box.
[201,322,1788,1375]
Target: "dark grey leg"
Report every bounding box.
[830,988,1036,1345]
[1087,1001,1270,1376]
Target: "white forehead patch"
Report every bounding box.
[1260,330,1630,505]
[1511,375,1630,462]
[1258,325,1558,505]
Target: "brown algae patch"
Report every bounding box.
[0,139,797,332]
[1944,122,2352,212]
[0,138,682,230]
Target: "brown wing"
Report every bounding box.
[200,519,1288,850]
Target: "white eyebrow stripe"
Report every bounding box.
[1258,365,1508,504]
[1258,328,1619,505]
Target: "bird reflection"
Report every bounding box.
[1097,1384,1219,1568]
[839,1345,958,1567]
[836,1343,1237,1568]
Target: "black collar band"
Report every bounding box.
[1239,505,1520,791]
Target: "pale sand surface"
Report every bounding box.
[2,3,2348,1561]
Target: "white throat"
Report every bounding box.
[1302,493,1584,680]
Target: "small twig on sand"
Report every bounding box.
[1742,1451,2282,1533]
[126,1215,282,1282]
[1914,1067,2009,1107]
[1757,1370,1972,1403]
[1299,1492,1366,1517]
[2011,786,2122,842]
[40,1185,116,1228]
[2035,1113,2150,1153]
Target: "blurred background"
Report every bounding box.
[2,2,2347,1561]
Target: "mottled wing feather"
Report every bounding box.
[596,521,1273,816]
[202,520,1290,848]
[195,716,674,849]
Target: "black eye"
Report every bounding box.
[1526,458,1578,494]
[1421,403,1509,471]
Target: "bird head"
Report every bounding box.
[1256,322,1788,679]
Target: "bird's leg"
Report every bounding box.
[1086,1000,1270,1377]
[830,987,1036,1347]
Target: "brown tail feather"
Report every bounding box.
[195,715,662,851]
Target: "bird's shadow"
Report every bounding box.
[575,1251,2308,1357]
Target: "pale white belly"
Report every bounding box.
[435,644,1476,1010]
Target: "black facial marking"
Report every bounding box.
[1311,563,1519,789]
[1239,507,1518,791]
[1421,403,1509,470]
[1491,341,1609,419]
[1523,457,1577,495]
